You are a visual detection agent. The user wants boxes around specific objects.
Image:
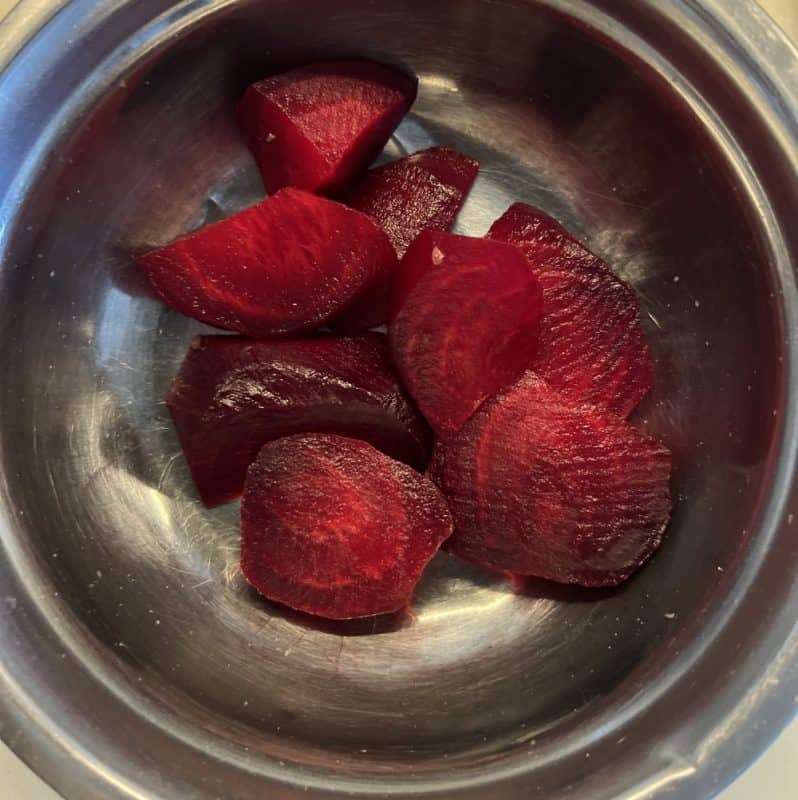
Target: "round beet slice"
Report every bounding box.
[167,333,431,507]
[241,434,453,619]
[488,203,653,417]
[237,60,418,195]
[389,230,543,437]
[431,373,672,587]
[138,188,397,338]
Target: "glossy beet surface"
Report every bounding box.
[238,60,417,195]
[431,373,672,586]
[241,434,453,619]
[332,146,479,331]
[488,203,653,417]
[389,230,543,437]
[167,334,431,506]
[138,188,397,338]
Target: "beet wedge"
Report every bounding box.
[389,230,543,437]
[349,146,479,258]
[238,60,418,195]
[241,434,453,619]
[430,373,672,587]
[167,334,431,506]
[488,203,653,417]
[138,188,397,338]
[332,146,480,331]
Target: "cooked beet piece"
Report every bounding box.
[488,203,653,417]
[430,372,672,587]
[332,146,479,331]
[389,230,543,437]
[238,60,417,195]
[349,146,479,258]
[167,333,431,507]
[241,434,453,619]
[138,188,397,338]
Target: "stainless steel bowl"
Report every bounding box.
[0,1,796,798]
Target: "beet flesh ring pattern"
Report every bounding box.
[241,434,453,619]
[389,230,543,437]
[488,203,654,417]
[431,373,672,587]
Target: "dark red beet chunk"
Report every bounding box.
[238,60,418,195]
[332,146,480,331]
[349,146,479,258]
[138,188,397,338]
[488,203,653,417]
[241,434,453,619]
[167,333,431,506]
[430,373,672,587]
[389,230,543,437]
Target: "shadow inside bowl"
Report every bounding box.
[243,585,413,637]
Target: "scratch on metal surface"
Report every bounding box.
[333,637,345,674]
[283,629,308,658]
[221,550,242,584]
[156,452,181,492]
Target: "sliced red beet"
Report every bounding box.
[331,146,480,331]
[238,60,418,195]
[430,372,672,587]
[388,230,543,437]
[349,146,480,258]
[488,203,653,417]
[138,188,397,338]
[167,333,431,507]
[241,434,453,619]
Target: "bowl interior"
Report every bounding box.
[0,0,786,788]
